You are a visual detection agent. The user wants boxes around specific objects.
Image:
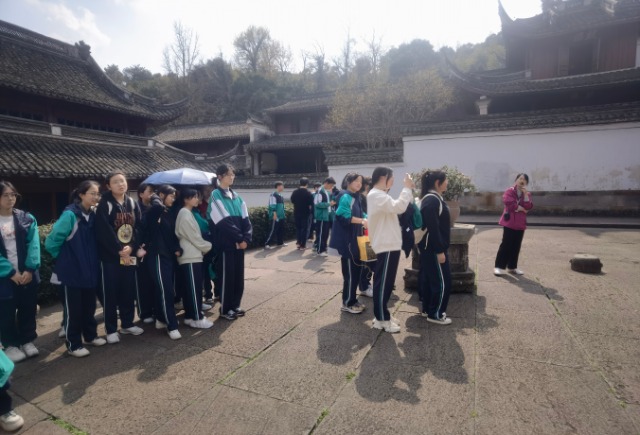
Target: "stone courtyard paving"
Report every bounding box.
[6,227,640,434]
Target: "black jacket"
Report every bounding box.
[290,187,314,218]
[95,191,141,263]
[419,193,450,254]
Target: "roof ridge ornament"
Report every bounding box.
[74,41,91,60]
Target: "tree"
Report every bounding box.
[381,39,439,80]
[104,64,124,86]
[333,30,356,82]
[163,21,200,80]
[233,26,271,73]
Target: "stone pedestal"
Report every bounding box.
[403,223,476,293]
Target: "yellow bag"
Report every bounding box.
[357,233,377,262]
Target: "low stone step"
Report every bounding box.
[570,254,603,274]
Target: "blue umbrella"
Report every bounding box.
[143,168,216,185]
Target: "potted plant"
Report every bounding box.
[412,165,476,227]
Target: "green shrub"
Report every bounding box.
[37,223,59,306]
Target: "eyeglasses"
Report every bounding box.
[1,193,20,199]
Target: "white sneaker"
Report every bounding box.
[494,267,507,276]
[508,268,524,275]
[188,318,213,329]
[201,303,212,310]
[21,342,39,358]
[85,337,107,347]
[3,346,26,363]
[142,317,155,324]
[360,286,373,298]
[168,329,182,340]
[155,320,167,330]
[106,332,120,344]
[174,301,184,311]
[426,315,452,325]
[120,326,144,336]
[319,252,328,257]
[264,245,274,250]
[68,347,90,358]
[372,319,401,333]
[0,410,24,432]
[58,327,66,338]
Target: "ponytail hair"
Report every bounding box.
[70,180,100,204]
[420,170,447,196]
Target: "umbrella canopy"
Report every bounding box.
[143,168,216,186]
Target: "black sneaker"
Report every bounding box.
[220,310,237,320]
[234,308,246,317]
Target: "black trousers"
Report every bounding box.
[136,260,154,320]
[216,249,245,315]
[180,262,204,321]
[265,219,284,246]
[360,260,375,291]
[63,286,98,351]
[0,281,38,348]
[495,227,525,269]
[315,221,330,254]
[148,254,178,331]
[202,250,214,299]
[0,383,12,415]
[419,250,451,319]
[373,251,400,321]
[100,262,136,334]
[341,256,363,307]
[294,214,310,247]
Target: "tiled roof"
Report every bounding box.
[154,121,249,143]
[0,20,187,121]
[264,92,334,114]
[501,0,640,38]
[0,116,228,178]
[245,130,372,152]
[448,62,640,96]
[401,101,640,136]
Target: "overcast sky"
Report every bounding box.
[1,0,542,74]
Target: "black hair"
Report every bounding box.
[313,182,321,188]
[105,170,126,185]
[299,177,309,187]
[323,177,336,185]
[515,173,530,184]
[181,187,200,203]
[216,164,235,178]
[137,183,152,195]
[157,184,176,198]
[421,170,447,195]
[0,181,20,204]
[371,167,393,187]
[211,176,218,188]
[70,180,100,204]
[342,172,363,191]
[274,181,284,189]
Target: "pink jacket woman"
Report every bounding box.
[498,185,533,231]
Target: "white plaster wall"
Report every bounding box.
[402,122,640,192]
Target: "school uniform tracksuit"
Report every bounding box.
[136,199,155,321]
[367,187,413,322]
[0,209,40,349]
[208,187,252,317]
[143,200,181,331]
[329,191,365,308]
[313,188,331,254]
[265,191,285,247]
[95,192,140,335]
[418,192,451,320]
[45,203,100,351]
[176,208,212,321]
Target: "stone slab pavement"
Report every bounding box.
[5,226,639,434]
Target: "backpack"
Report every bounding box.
[414,193,442,245]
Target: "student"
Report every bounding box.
[45,180,107,357]
[135,183,156,324]
[359,176,375,297]
[95,171,144,344]
[264,181,286,249]
[176,188,213,329]
[313,177,335,257]
[208,164,252,321]
[0,181,40,363]
[197,184,216,305]
[329,173,367,314]
[142,185,182,339]
[0,349,23,432]
[418,170,452,325]
[290,177,314,250]
[309,182,321,243]
[367,168,415,333]
[494,173,533,276]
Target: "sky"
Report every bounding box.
[1,0,542,74]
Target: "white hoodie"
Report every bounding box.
[366,187,413,254]
[175,208,212,265]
